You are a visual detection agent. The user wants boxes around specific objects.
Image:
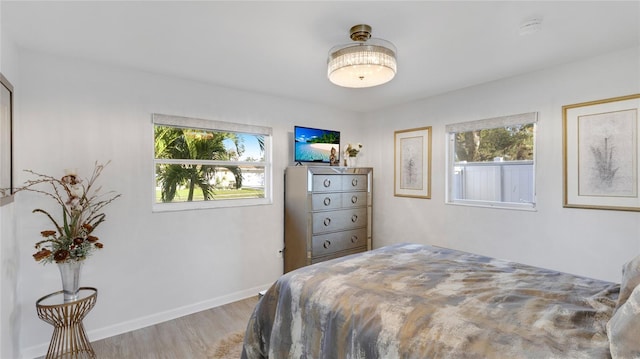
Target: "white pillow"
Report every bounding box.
[616,255,640,311]
[608,283,640,358]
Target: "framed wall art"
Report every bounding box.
[563,93,640,211]
[0,73,13,206]
[394,126,431,198]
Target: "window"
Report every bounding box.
[152,113,272,211]
[446,112,537,209]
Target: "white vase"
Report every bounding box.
[57,261,83,302]
[347,156,358,167]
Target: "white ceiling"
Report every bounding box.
[2,1,639,113]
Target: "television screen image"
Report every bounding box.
[294,126,340,164]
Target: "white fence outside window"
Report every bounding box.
[452,160,534,204]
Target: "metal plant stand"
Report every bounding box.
[36,287,98,359]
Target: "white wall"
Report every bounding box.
[0,26,21,359]
[365,46,640,283]
[14,48,362,358]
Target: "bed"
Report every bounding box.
[242,243,640,358]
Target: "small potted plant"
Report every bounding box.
[343,143,363,167]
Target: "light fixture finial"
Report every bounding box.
[349,24,372,42]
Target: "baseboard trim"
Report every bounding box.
[21,283,272,359]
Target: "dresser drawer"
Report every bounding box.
[311,193,343,211]
[312,228,367,257]
[311,192,367,210]
[311,174,342,192]
[310,246,367,264]
[312,207,367,234]
[341,174,368,191]
[342,192,367,208]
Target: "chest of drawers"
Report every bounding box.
[284,166,372,273]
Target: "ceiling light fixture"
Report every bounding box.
[327,24,397,88]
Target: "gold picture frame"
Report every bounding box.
[0,73,13,206]
[394,126,431,198]
[563,94,640,211]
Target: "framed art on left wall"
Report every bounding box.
[0,73,13,206]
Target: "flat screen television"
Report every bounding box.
[294,126,340,164]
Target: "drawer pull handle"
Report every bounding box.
[351,215,358,223]
[352,178,358,186]
[323,218,331,226]
[351,235,358,243]
[351,196,357,204]
[323,240,331,249]
[323,179,331,187]
[323,197,331,206]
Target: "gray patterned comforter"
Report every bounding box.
[242,243,620,358]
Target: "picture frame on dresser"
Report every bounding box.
[563,94,640,211]
[394,126,431,199]
[0,73,14,206]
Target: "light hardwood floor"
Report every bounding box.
[85,296,258,358]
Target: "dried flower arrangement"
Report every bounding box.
[344,143,363,158]
[2,161,120,264]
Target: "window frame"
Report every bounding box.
[445,112,538,210]
[152,113,272,212]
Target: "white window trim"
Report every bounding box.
[445,112,538,210]
[152,113,273,212]
[153,113,272,136]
